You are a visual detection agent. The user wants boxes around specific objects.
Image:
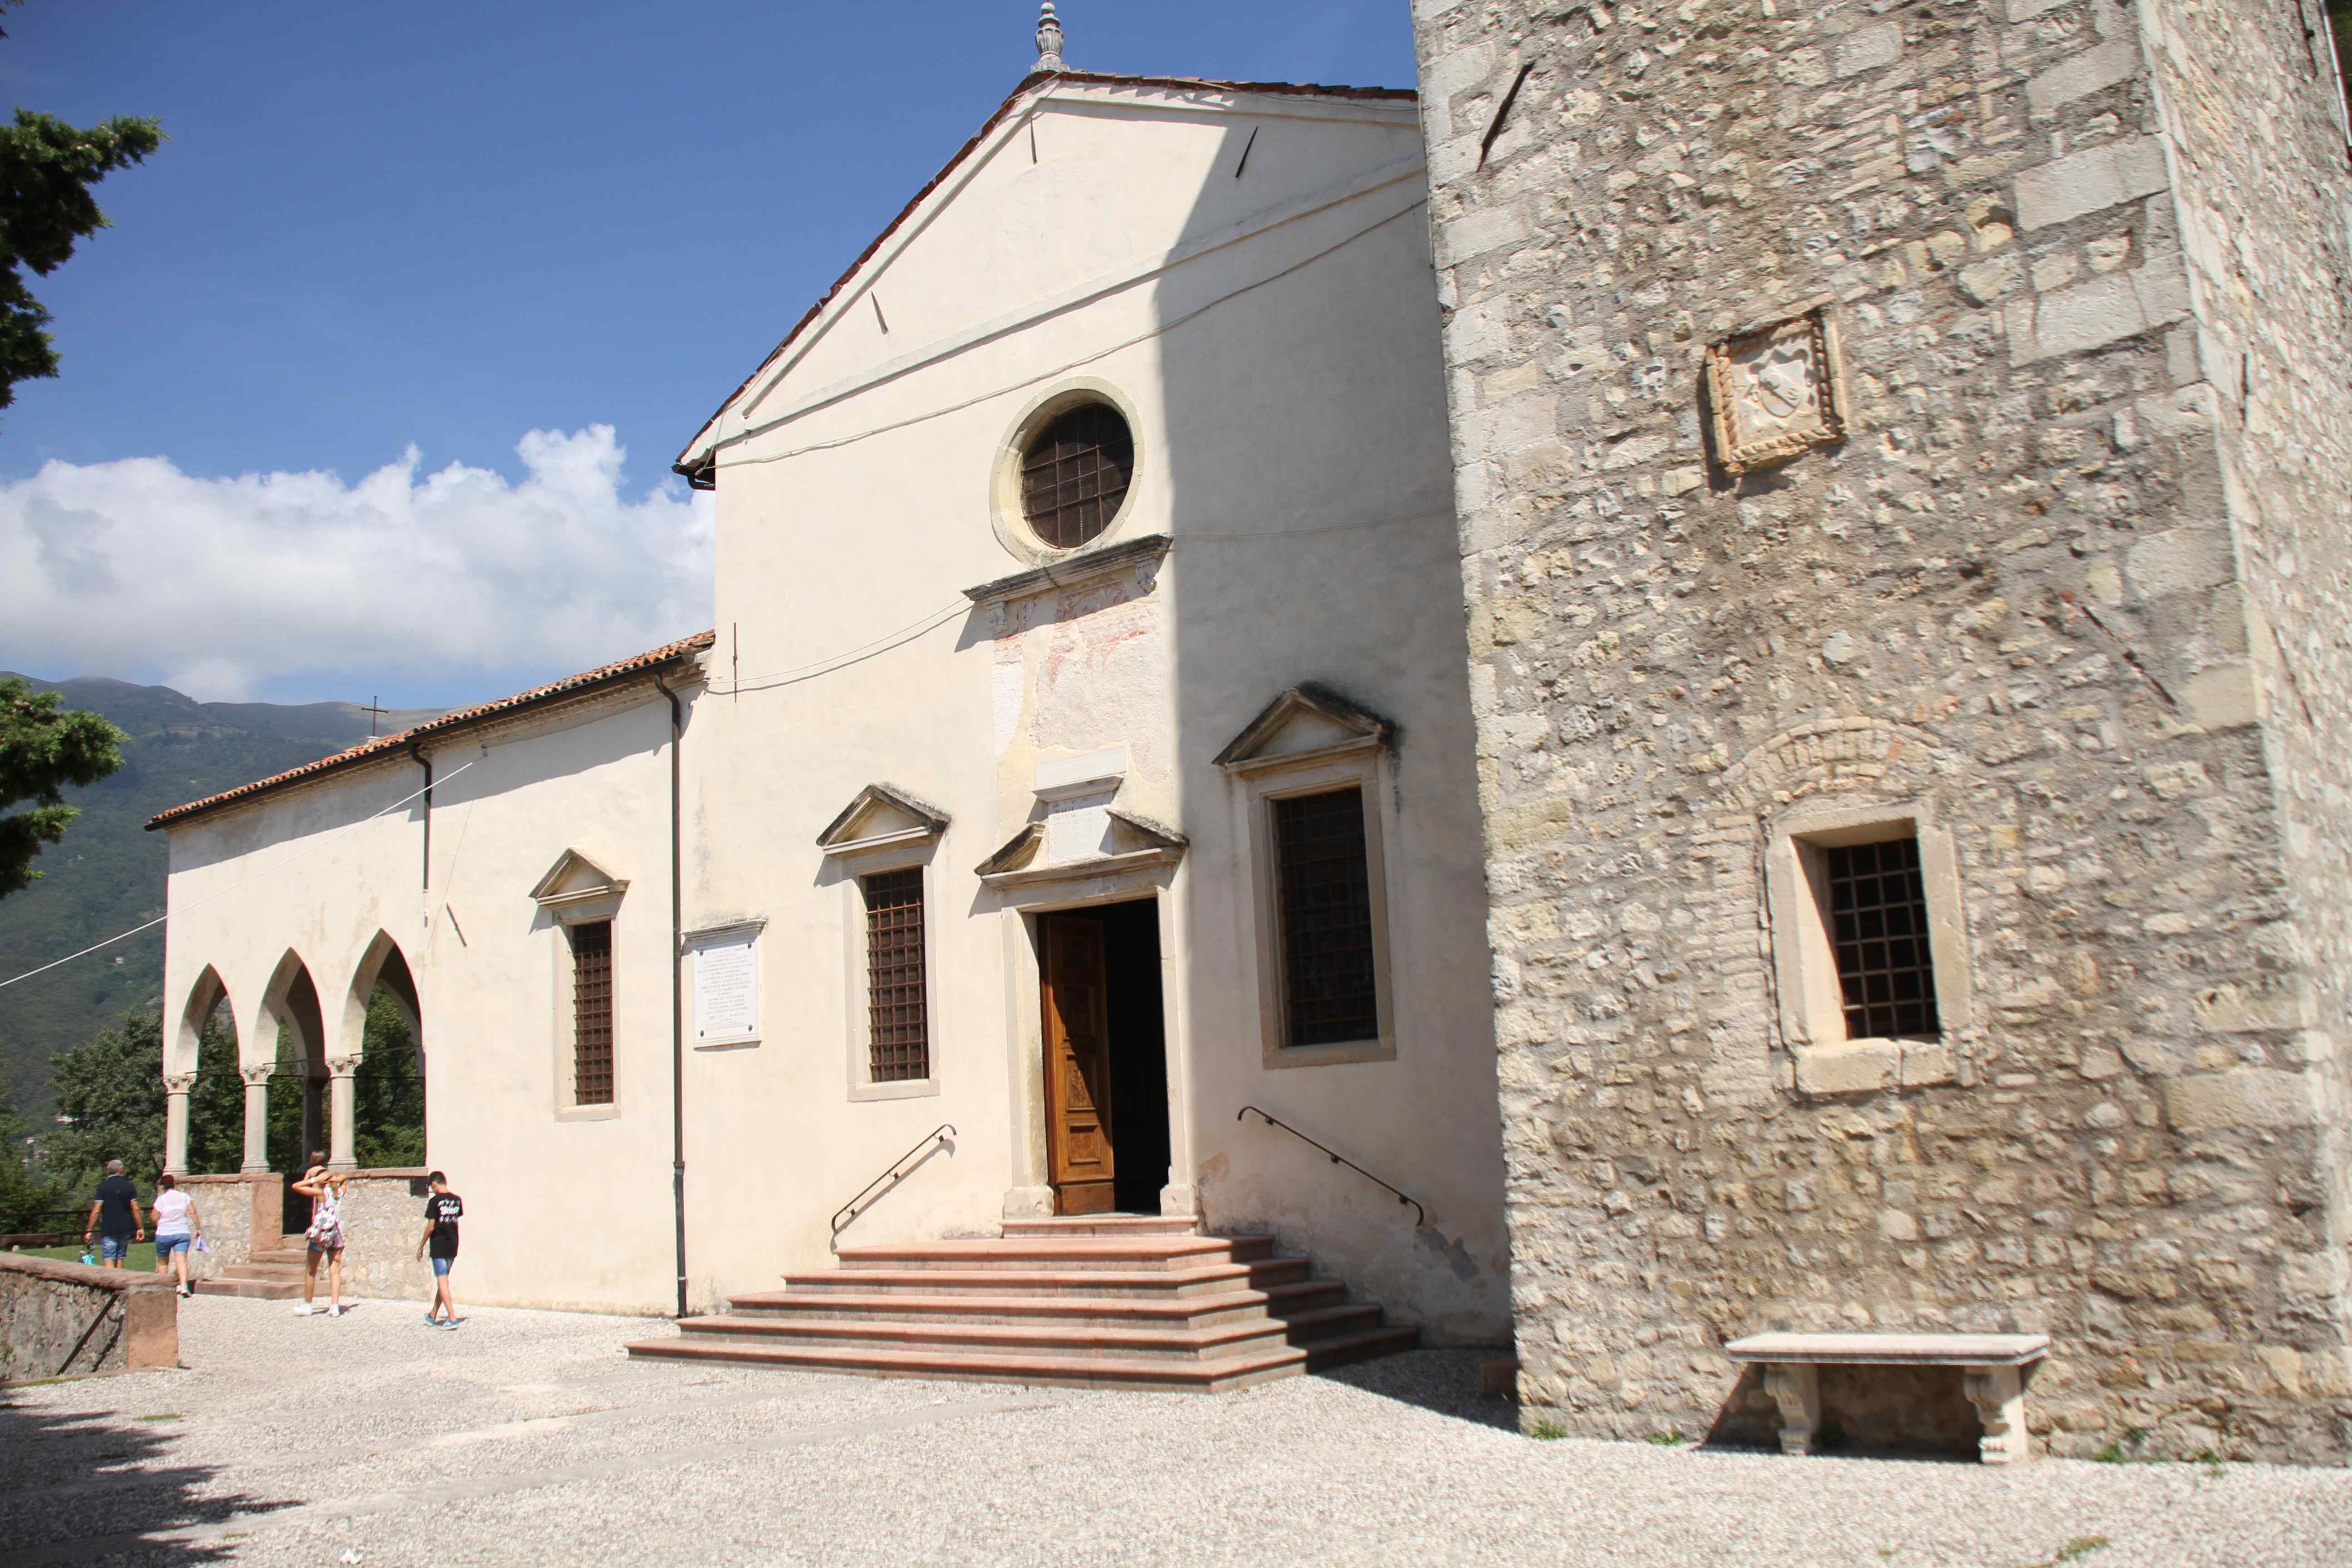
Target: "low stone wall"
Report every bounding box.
[326,1171,436,1305]
[175,1173,278,1281]
[0,1254,178,1382]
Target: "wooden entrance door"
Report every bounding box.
[1041,913,1116,1215]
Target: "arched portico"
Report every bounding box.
[345,931,426,1166]
[162,965,232,1174]
[260,949,337,1172]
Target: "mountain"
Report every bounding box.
[0,676,444,1116]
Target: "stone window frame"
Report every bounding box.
[832,835,946,1104]
[987,377,1147,567]
[1233,748,1399,1071]
[1765,799,1972,1095]
[530,850,629,1122]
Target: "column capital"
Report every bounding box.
[162,1072,197,1095]
[326,1054,362,1080]
[239,1061,277,1087]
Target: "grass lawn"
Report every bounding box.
[16,1241,159,1271]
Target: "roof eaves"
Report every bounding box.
[146,631,716,832]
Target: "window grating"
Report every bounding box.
[1273,788,1379,1047]
[1020,403,1133,549]
[570,920,615,1105]
[1824,837,1941,1040]
[863,868,930,1083]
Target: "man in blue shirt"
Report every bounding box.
[82,1159,144,1267]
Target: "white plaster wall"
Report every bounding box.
[161,688,684,1314]
[691,81,1508,1338]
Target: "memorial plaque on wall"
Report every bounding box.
[690,926,761,1045]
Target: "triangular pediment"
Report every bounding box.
[817,783,951,853]
[1214,684,1394,772]
[529,848,628,908]
[677,76,1424,472]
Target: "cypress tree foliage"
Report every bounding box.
[0,2,164,416]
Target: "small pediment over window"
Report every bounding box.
[1214,684,1396,776]
[529,849,628,912]
[817,783,951,857]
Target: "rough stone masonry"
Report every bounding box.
[1409,0,2352,1460]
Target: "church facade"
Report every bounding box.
[150,62,1512,1340]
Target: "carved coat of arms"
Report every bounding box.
[1705,307,1851,475]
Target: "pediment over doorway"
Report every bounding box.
[1213,684,1395,775]
[529,849,629,916]
[816,783,951,857]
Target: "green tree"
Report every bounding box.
[184,1009,245,1176]
[355,988,425,1168]
[45,1011,164,1190]
[0,2,164,416]
[0,1082,61,1232]
[1,676,127,900]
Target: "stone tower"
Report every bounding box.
[1411,0,2352,1459]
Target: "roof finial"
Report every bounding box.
[1034,2,1065,74]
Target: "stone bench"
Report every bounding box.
[1725,1332,2050,1463]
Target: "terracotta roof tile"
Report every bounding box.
[674,69,1417,475]
[146,630,715,831]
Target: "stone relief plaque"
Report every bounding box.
[1705,306,1850,474]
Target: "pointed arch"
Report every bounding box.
[171,965,231,1076]
[346,930,427,1168]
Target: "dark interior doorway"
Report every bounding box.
[1038,898,1170,1215]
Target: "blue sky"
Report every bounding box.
[0,0,1419,706]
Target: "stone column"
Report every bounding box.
[326,1055,360,1170]
[162,1073,196,1175]
[238,1062,275,1173]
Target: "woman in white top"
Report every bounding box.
[149,1173,202,1298]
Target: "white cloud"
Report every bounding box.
[0,426,713,701]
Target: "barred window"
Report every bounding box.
[1020,403,1132,549]
[569,920,614,1105]
[1824,837,1940,1040]
[862,868,930,1082]
[1272,788,1379,1047]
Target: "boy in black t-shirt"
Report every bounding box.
[416,1171,464,1328]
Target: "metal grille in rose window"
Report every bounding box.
[569,920,614,1105]
[863,869,930,1082]
[1824,837,1941,1040]
[1273,788,1380,1047]
[1019,405,1133,549]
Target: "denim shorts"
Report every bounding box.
[308,1231,344,1255]
[430,1254,455,1277]
[99,1235,132,1261]
[155,1234,191,1259]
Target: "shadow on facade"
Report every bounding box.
[0,1395,288,1563]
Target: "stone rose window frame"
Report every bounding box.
[1765,800,1974,1095]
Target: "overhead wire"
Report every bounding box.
[711,197,1428,474]
[0,761,475,993]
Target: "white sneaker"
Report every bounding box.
[292,1303,313,1316]
[328,1304,344,1318]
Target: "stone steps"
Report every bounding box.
[194,1233,309,1301]
[625,1216,1417,1390]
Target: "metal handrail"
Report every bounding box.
[829,1124,956,1251]
[1235,1106,1426,1228]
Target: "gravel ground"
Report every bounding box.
[2,1294,2347,1567]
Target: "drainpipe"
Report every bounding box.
[406,742,433,923]
[657,673,688,1319]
